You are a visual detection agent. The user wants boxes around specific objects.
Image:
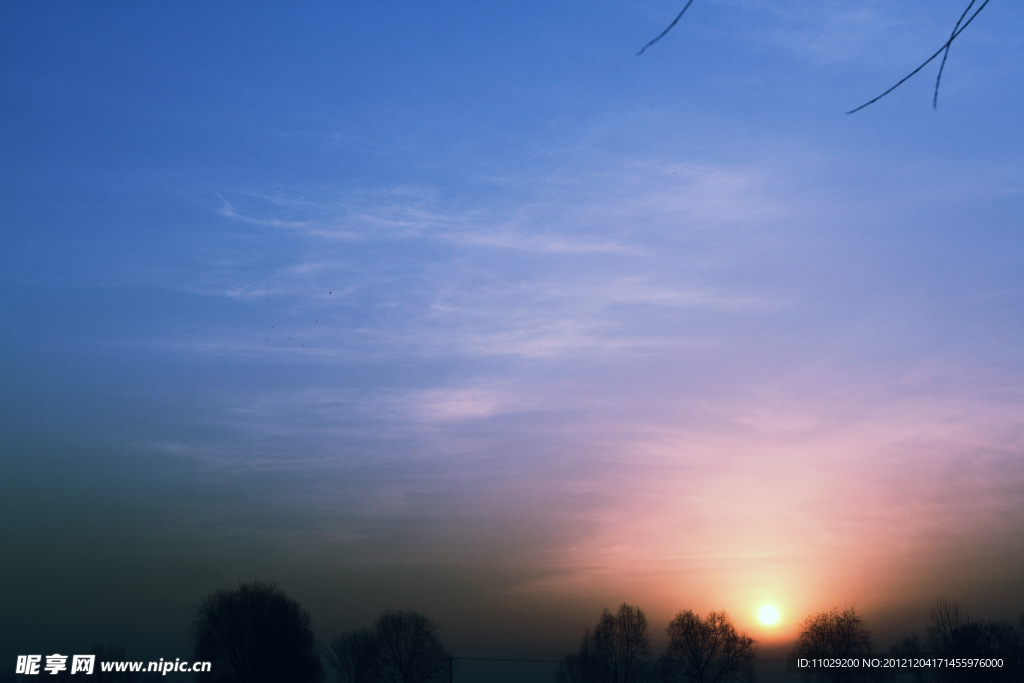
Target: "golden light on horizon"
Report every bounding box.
[758,605,780,626]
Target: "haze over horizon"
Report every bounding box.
[2,1,1023,674]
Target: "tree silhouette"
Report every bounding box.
[886,601,1024,683]
[794,608,872,683]
[592,603,653,683]
[922,600,1024,683]
[636,1,993,112]
[926,599,974,657]
[557,603,652,683]
[373,610,450,683]
[191,580,324,683]
[328,628,380,683]
[660,610,756,683]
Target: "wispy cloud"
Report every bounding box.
[140,152,814,365]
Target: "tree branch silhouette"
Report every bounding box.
[635,1,994,113]
[636,0,696,56]
[846,0,991,114]
[934,0,977,110]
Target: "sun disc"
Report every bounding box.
[758,605,780,626]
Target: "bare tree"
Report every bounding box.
[191,580,324,683]
[328,628,380,683]
[591,603,653,683]
[794,608,872,683]
[373,610,450,683]
[925,599,967,665]
[661,611,756,683]
[923,600,1024,683]
[557,603,652,683]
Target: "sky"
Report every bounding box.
[2,0,1024,676]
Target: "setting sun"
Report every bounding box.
[758,605,780,626]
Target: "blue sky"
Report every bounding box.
[2,0,1024,668]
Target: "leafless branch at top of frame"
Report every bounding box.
[635,0,994,114]
[846,0,991,113]
[636,0,696,56]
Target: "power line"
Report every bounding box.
[453,656,562,664]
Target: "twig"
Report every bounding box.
[934,0,976,109]
[636,0,697,56]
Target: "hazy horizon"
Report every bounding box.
[3,2,1023,679]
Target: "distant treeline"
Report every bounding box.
[7,582,1022,683]
[553,600,1024,683]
